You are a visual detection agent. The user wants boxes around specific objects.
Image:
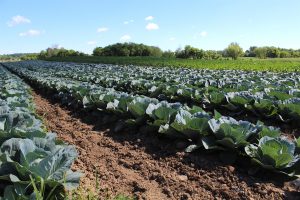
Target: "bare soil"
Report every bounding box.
[32,90,300,200]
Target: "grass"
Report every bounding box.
[66,168,134,200]
[67,189,134,200]
[45,56,300,72]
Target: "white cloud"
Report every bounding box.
[124,19,134,25]
[200,31,208,37]
[120,34,131,42]
[145,16,154,21]
[87,41,97,45]
[7,15,31,27]
[19,29,42,37]
[97,27,109,32]
[146,23,159,30]
[169,37,176,41]
[193,31,208,39]
[51,44,62,49]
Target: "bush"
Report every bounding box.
[224,42,244,60]
[38,48,87,59]
[254,47,268,59]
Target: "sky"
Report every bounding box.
[0,0,300,54]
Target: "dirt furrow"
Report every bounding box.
[32,90,299,200]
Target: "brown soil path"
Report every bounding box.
[32,90,299,200]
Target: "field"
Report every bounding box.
[0,60,299,199]
[46,56,300,72]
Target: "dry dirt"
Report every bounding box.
[32,90,300,200]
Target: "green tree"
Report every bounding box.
[224,42,244,60]
[162,50,175,58]
[92,43,162,57]
[203,50,222,60]
[38,47,86,58]
[279,51,290,58]
[175,45,204,59]
[290,51,300,58]
[254,47,268,59]
[266,47,280,58]
[245,46,257,57]
[93,47,103,56]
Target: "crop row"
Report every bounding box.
[18,61,300,91]
[3,62,300,180]
[11,61,300,127]
[46,56,300,72]
[0,65,80,199]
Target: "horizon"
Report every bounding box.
[2,42,300,56]
[1,0,300,54]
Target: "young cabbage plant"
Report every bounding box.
[278,101,300,124]
[145,102,184,138]
[251,99,278,117]
[170,109,210,141]
[128,97,159,119]
[146,101,181,126]
[206,114,259,150]
[0,111,46,145]
[295,137,300,154]
[203,91,226,107]
[257,126,281,139]
[0,134,81,199]
[245,136,300,179]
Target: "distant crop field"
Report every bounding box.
[46,56,300,72]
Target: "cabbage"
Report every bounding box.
[245,136,300,178]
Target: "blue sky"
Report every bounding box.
[1,0,300,54]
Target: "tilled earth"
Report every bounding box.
[32,91,300,200]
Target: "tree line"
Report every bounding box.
[93,43,162,57]
[245,46,300,59]
[38,48,87,59]
[0,53,38,61]
[35,42,300,60]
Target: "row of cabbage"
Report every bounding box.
[0,65,80,199]
[19,61,300,90]
[13,61,300,126]
[3,62,300,180]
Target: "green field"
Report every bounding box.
[46,56,300,72]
